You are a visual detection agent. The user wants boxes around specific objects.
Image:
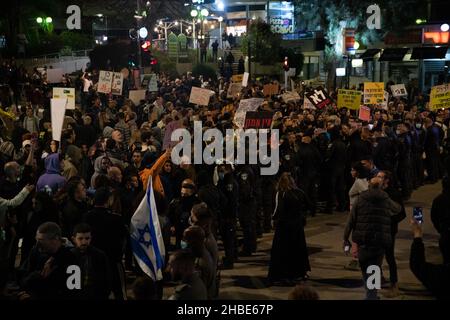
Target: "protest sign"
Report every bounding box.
[129,90,146,105]
[98,70,113,94]
[242,72,249,87]
[244,112,273,129]
[337,89,361,110]
[52,88,75,110]
[148,74,158,92]
[430,84,450,110]
[111,72,123,96]
[281,91,301,103]
[46,68,64,84]
[303,95,315,109]
[381,90,389,110]
[227,83,243,99]
[51,98,67,142]
[390,84,407,97]
[232,74,244,83]
[364,82,384,104]
[189,87,215,106]
[263,83,279,97]
[359,105,371,122]
[234,98,264,128]
[305,86,332,109]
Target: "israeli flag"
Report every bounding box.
[130,177,165,281]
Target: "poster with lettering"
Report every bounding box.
[111,72,123,96]
[129,89,146,105]
[234,98,264,128]
[303,95,316,109]
[244,112,274,129]
[98,71,113,94]
[52,88,75,110]
[148,74,158,92]
[363,82,384,104]
[337,89,362,110]
[46,68,64,84]
[359,105,371,122]
[430,84,450,110]
[380,90,389,110]
[189,87,215,106]
[390,84,407,97]
[232,74,244,83]
[305,86,332,109]
[242,72,249,87]
[227,83,243,99]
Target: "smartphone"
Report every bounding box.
[413,207,424,224]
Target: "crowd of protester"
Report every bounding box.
[0,56,449,300]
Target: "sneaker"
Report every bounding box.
[344,260,360,271]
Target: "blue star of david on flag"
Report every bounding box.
[137,224,152,248]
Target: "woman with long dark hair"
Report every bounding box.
[268,172,312,286]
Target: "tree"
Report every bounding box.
[241,19,282,65]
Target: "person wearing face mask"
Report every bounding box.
[168,179,201,249]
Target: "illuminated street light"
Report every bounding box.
[353,41,360,50]
[103,35,108,41]
[45,17,52,23]
[159,20,163,25]
[175,21,179,26]
[218,16,223,22]
[139,27,148,39]
[154,27,158,32]
[217,1,225,11]
[197,18,201,23]
[416,18,426,24]
[201,8,209,17]
[96,13,103,17]
[191,9,198,17]
[441,23,450,32]
[36,17,43,24]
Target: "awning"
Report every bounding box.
[378,48,409,61]
[411,46,448,59]
[358,49,381,59]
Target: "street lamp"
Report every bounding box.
[36,17,43,24]
[139,27,148,39]
[46,17,52,23]
[441,23,450,32]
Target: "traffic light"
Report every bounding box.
[283,56,289,71]
[141,40,151,52]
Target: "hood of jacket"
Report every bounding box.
[45,153,61,174]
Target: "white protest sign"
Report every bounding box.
[189,87,215,106]
[111,72,123,96]
[46,68,64,83]
[390,84,407,97]
[242,72,249,87]
[98,70,113,94]
[149,74,158,92]
[227,83,243,98]
[282,91,301,103]
[234,98,264,128]
[52,88,75,110]
[129,89,146,105]
[303,95,316,109]
[381,90,389,110]
[51,98,67,142]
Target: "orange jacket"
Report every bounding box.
[139,152,170,195]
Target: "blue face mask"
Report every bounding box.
[180,240,188,249]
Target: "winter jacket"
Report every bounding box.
[36,153,66,195]
[344,188,401,248]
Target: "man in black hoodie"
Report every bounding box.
[431,176,450,264]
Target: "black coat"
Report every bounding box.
[268,188,311,281]
[296,142,321,178]
[431,192,450,235]
[61,199,90,237]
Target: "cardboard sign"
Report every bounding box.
[232,74,244,83]
[263,83,279,97]
[359,105,371,122]
[227,83,242,99]
[430,84,450,110]
[46,68,64,84]
[189,87,215,106]
[244,111,273,129]
[303,95,316,109]
[337,89,361,110]
[129,89,146,105]
[50,98,67,142]
[390,84,407,97]
[98,70,113,94]
[305,86,332,109]
[52,88,75,110]
[148,74,158,92]
[381,90,389,110]
[234,98,264,128]
[281,91,301,103]
[364,82,384,104]
[242,72,249,87]
[111,72,123,96]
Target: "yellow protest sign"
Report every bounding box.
[337,89,361,110]
[232,74,244,83]
[363,82,384,105]
[430,84,450,110]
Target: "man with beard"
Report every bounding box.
[168,179,201,249]
[71,223,111,299]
